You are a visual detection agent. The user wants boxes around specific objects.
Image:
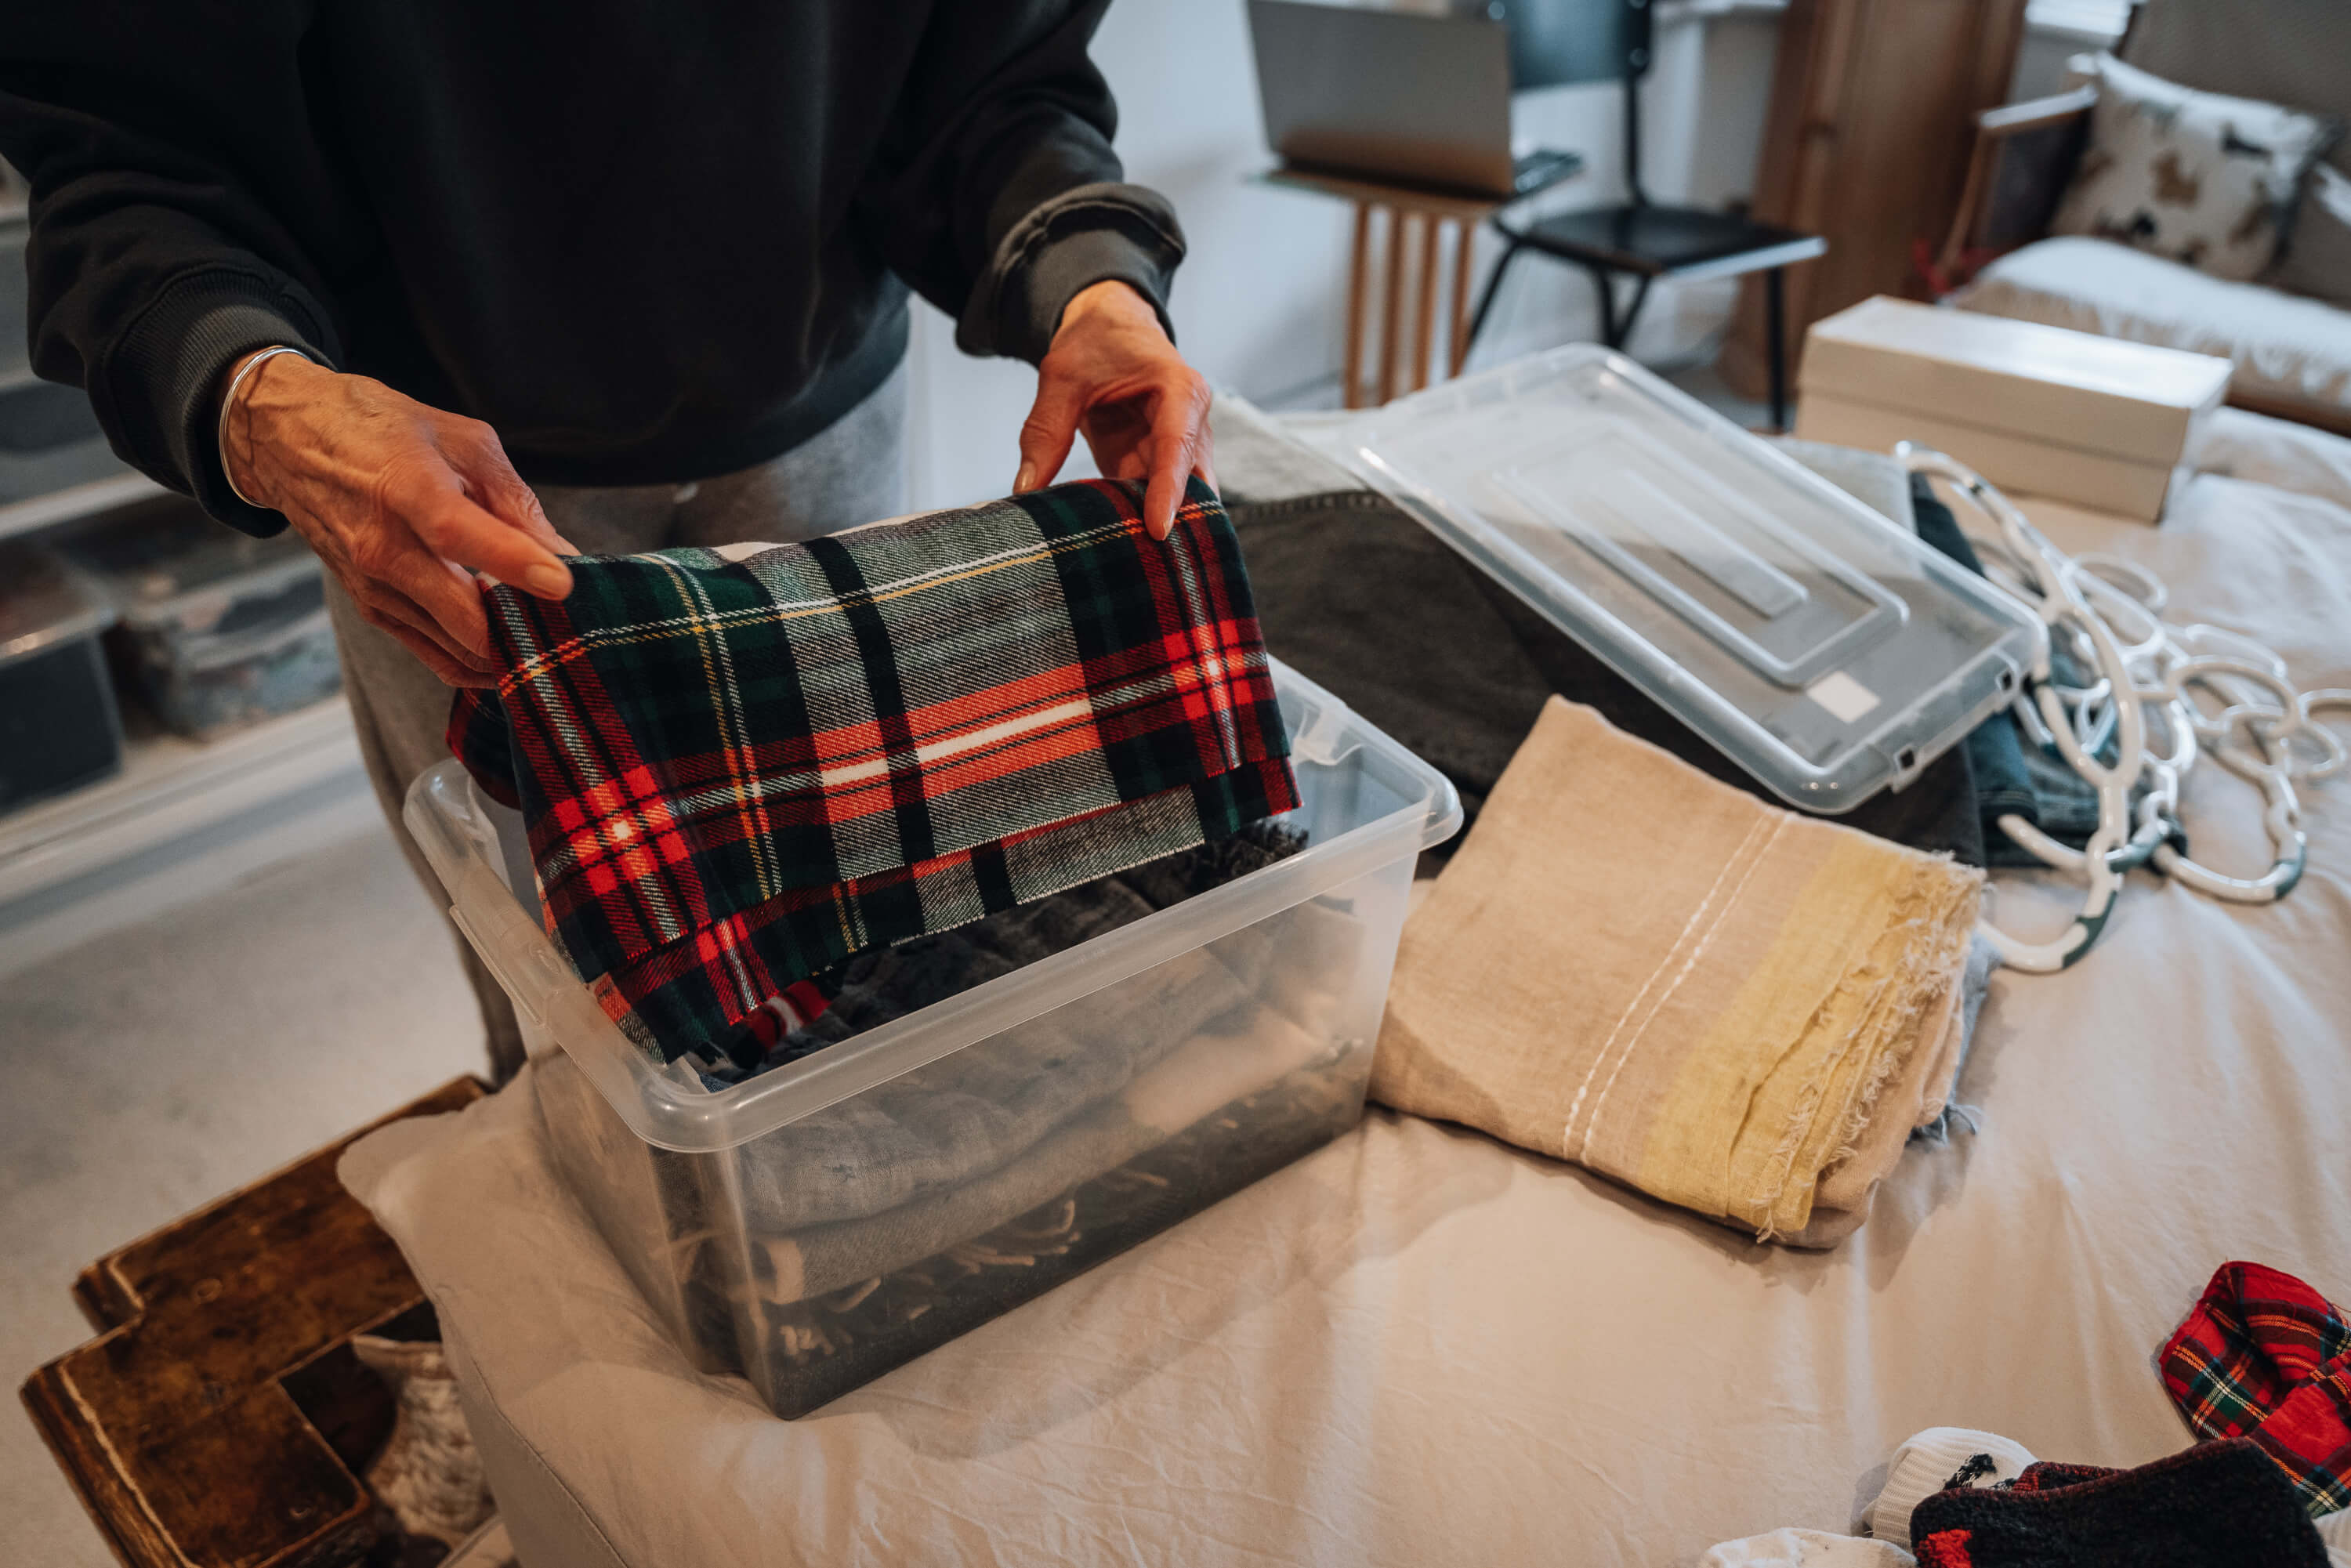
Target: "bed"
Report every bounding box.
[339,398,2351,1567]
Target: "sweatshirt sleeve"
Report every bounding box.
[858,0,1186,364]
[0,21,349,538]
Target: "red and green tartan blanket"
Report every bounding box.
[448,476,1299,1064]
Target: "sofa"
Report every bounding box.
[1936,0,2351,437]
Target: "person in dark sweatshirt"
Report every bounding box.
[1,2,1210,1080]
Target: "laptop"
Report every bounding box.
[1246,0,1584,200]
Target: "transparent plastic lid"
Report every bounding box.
[1339,347,2046,811]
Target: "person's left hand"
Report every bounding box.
[1015,279,1215,540]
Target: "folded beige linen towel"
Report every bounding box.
[1371,697,1983,1244]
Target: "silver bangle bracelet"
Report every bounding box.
[216,345,313,509]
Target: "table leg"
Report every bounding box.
[1344,201,1371,411]
[1378,208,1407,406]
[1765,266,1788,433]
[1449,219,1477,378]
[1412,210,1440,392]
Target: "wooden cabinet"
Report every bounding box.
[1720,0,2028,397]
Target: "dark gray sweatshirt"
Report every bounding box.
[0,0,1183,536]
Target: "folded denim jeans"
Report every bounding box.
[1905,477,2154,869]
[451,476,1298,1063]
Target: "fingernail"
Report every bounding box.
[552,535,581,556]
[1013,462,1036,494]
[525,563,572,598]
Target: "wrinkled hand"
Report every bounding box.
[1015,280,1215,541]
[218,352,574,687]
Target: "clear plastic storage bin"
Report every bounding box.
[63,497,341,737]
[406,662,1459,1418]
[0,542,122,815]
[1333,347,2046,811]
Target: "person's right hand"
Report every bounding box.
[218,350,576,687]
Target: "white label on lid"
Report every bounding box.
[1806,670,1882,724]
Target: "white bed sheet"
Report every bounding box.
[341,422,2351,1568]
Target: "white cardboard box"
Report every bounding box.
[1793,296,2232,523]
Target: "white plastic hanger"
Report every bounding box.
[1896,446,2348,973]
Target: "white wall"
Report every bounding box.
[2011,2,2135,100]
[903,0,1784,511]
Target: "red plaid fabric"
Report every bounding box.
[2159,1260,2351,1517]
[1913,1527,1974,1566]
[448,476,1297,1063]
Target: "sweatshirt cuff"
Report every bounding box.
[104,270,338,538]
[956,182,1186,363]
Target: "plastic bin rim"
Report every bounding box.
[405,657,1462,1153]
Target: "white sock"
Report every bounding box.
[1865,1427,2038,1550]
[2315,1506,2351,1568]
[1701,1527,1914,1566]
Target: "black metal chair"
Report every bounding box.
[1465,0,1824,428]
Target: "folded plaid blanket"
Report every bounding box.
[449,476,1298,1063]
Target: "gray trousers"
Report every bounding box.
[328,360,909,1082]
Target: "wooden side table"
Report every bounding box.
[21,1076,486,1568]
[1259,166,1509,409]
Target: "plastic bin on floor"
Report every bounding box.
[62,496,342,737]
[404,661,1459,1418]
[0,542,122,815]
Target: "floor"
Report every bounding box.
[0,820,485,1565]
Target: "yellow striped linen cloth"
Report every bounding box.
[1371,697,1984,1245]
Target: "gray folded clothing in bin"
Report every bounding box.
[737,935,1277,1233]
[755,1012,1335,1304]
[733,824,1306,1233]
[756,824,1307,1070]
